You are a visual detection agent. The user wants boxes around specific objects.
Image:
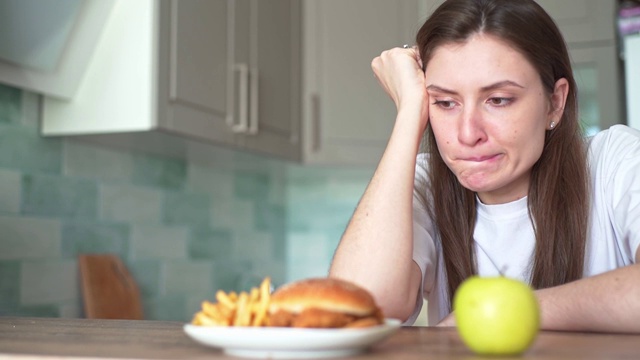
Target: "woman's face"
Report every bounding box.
[424,33,564,204]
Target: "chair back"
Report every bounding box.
[78,254,143,320]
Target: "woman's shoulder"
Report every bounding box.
[589,124,640,147]
[588,125,640,191]
[588,124,640,160]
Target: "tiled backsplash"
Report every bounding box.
[286,166,373,281]
[0,84,374,321]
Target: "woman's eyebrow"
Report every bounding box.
[426,84,457,94]
[480,80,525,92]
[426,80,525,94]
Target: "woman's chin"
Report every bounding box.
[457,177,492,194]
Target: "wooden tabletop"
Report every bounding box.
[0,317,638,359]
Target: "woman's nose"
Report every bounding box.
[458,105,487,146]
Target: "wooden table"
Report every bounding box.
[0,317,638,359]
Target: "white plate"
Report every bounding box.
[183,319,401,359]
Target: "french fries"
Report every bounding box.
[191,277,271,327]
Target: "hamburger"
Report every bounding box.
[267,277,384,328]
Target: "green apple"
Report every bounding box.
[453,276,540,356]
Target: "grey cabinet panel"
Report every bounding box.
[170,0,228,115]
[161,0,235,146]
[302,0,424,165]
[240,0,301,160]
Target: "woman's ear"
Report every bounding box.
[548,78,569,129]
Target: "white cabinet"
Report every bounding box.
[301,0,427,165]
[42,0,300,161]
[0,0,116,99]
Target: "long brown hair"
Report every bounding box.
[416,0,589,306]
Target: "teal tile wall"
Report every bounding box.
[285,166,373,282]
[0,84,374,321]
[0,261,20,309]
[22,174,98,219]
[0,169,21,213]
[61,222,130,259]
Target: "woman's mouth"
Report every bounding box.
[463,153,502,162]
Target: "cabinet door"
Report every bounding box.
[302,0,422,165]
[237,0,302,161]
[536,0,616,44]
[571,44,623,134]
[158,0,236,146]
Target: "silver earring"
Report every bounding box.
[550,121,556,129]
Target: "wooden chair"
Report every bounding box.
[78,254,143,320]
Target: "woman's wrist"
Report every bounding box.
[394,103,427,138]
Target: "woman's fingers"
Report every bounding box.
[371,46,424,106]
[371,46,430,133]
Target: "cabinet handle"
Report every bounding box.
[248,67,259,135]
[312,94,321,152]
[232,63,249,133]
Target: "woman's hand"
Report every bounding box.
[371,46,429,131]
[535,263,640,332]
[436,312,457,327]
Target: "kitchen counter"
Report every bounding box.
[1,317,639,359]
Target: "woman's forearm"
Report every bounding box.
[329,107,424,321]
[537,263,640,333]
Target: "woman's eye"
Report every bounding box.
[488,97,513,106]
[432,100,456,109]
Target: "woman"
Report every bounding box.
[329,0,640,332]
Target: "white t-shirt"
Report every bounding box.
[409,125,640,326]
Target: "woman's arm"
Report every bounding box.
[437,248,640,332]
[538,128,640,333]
[329,47,429,321]
[536,248,640,333]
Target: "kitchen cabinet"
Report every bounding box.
[37,0,625,164]
[235,0,301,160]
[537,0,624,134]
[42,0,433,166]
[301,0,428,165]
[42,0,300,161]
